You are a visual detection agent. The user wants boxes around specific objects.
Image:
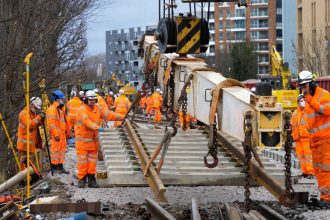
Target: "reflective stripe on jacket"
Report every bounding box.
[291,105,310,142]
[114,95,131,115]
[66,97,82,124]
[75,103,123,151]
[305,87,330,141]
[17,107,42,152]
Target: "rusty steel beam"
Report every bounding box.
[218,131,299,206]
[145,197,175,220]
[124,120,167,202]
[29,202,102,214]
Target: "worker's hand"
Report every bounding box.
[38,111,46,119]
[98,128,105,132]
[55,136,60,142]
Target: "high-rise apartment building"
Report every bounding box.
[207,0,283,74]
[105,26,156,86]
[297,0,330,76]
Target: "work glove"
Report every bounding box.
[98,128,105,132]
[38,111,46,119]
[55,136,60,142]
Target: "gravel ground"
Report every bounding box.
[35,141,329,219]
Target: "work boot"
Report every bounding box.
[57,164,70,174]
[77,176,87,188]
[51,164,58,173]
[87,174,100,188]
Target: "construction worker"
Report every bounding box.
[79,91,85,101]
[291,94,314,178]
[146,92,153,118]
[139,91,147,114]
[114,89,131,127]
[105,91,114,109]
[17,97,43,181]
[179,111,191,129]
[46,90,70,174]
[93,88,108,110]
[152,88,163,127]
[66,91,82,132]
[298,70,330,206]
[75,90,123,188]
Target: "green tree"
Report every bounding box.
[229,43,258,81]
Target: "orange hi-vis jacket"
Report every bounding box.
[46,102,69,146]
[151,92,163,108]
[114,95,131,115]
[146,96,153,108]
[105,95,114,108]
[75,104,123,151]
[305,87,330,141]
[96,94,108,110]
[291,104,310,143]
[17,107,42,153]
[139,96,147,109]
[66,97,82,125]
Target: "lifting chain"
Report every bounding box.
[243,110,253,212]
[181,95,188,131]
[279,111,296,206]
[203,122,219,168]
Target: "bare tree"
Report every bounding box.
[0,0,102,180]
[294,30,329,76]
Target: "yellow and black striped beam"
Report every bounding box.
[176,17,201,54]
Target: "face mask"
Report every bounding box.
[299,100,305,108]
[57,99,64,109]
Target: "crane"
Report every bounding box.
[270,45,292,90]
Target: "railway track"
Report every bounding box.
[96,116,301,203]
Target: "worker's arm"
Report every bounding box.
[46,108,61,137]
[305,93,330,116]
[81,112,100,131]
[19,111,41,129]
[101,108,123,121]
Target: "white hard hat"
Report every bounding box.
[85,90,97,100]
[70,91,77,97]
[119,89,124,95]
[109,91,114,95]
[298,70,313,85]
[30,97,42,110]
[156,88,161,92]
[79,91,85,97]
[93,88,99,94]
[251,87,256,92]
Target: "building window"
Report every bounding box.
[209,45,215,53]
[259,19,268,28]
[226,21,231,29]
[220,32,224,41]
[259,31,268,39]
[235,8,245,17]
[219,10,223,18]
[276,8,282,15]
[259,66,269,74]
[276,43,283,52]
[251,8,257,17]
[251,20,258,28]
[209,22,215,30]
[235,20,245,29]
[276,29,282,38]
[259,54,269,63]
[211,33,215,41]
[235,31,246,40]
[251,31,258,40]
[259,8,268,16]
[226,31,231,40]
[259,42,269,50]
[219,21,223,29]
[226,9,231,18]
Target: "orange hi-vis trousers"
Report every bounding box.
[76,149,98,180]
[295,140,314,175]
[153,107,161,123]
[311,138,330,201]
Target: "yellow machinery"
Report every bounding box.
[260,46,299,110]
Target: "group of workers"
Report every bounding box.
[16,88,132,188]
[139,88,163,127]
[291,70,330,207]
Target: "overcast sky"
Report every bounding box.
[86,0,189,55]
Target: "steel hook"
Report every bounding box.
[203,152,219,168]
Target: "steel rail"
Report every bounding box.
[124,120,167,202]
[217,131,306,207]
[191,198,201,220]
[145,197,175,220]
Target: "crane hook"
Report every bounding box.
[203,151,219,168]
